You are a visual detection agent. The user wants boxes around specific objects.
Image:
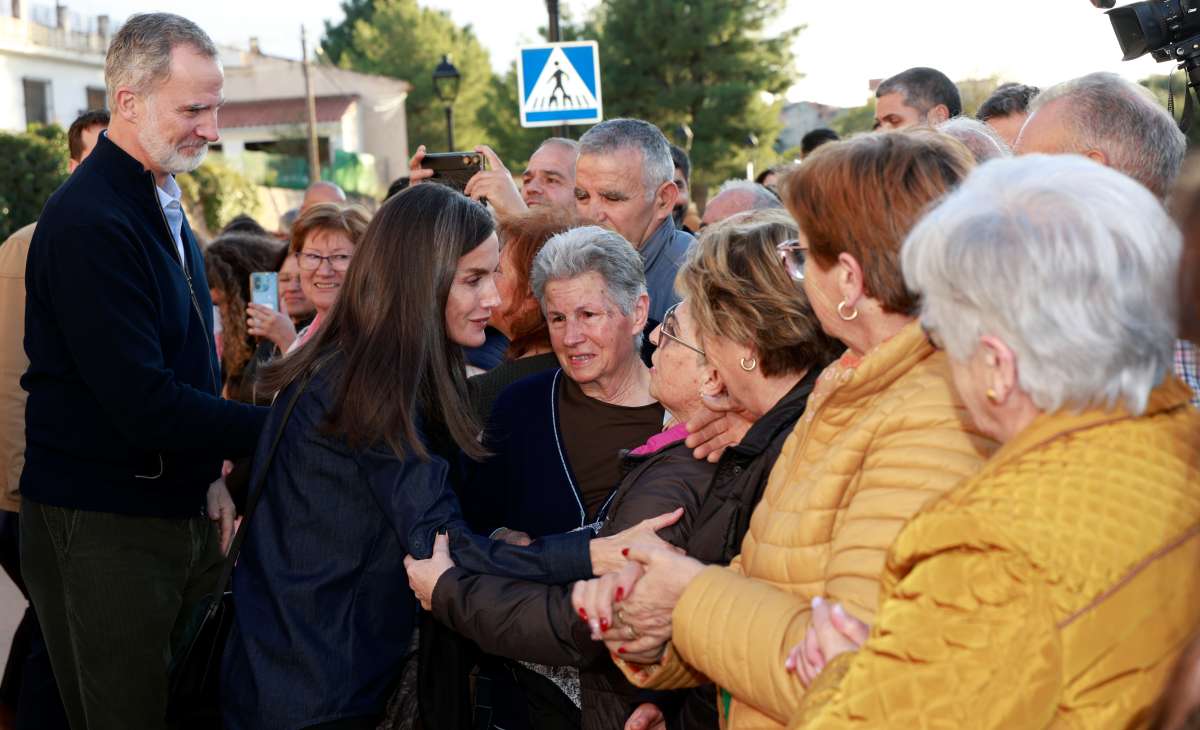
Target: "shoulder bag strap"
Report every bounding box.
[210,368,315,598]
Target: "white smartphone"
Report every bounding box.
[250,272,279,311]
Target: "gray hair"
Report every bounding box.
[712,179,783,210]
[902,154,1180,416]
[531,225,648,318]
[937,117,1012,163]
[539,137,580,154]
[578,118,674,198]
[105,13,218,106]
[1029,72,1185,199]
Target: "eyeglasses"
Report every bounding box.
[296,251,353,272]
[777,239,805,281]
[659,302,705,356]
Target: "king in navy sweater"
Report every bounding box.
[22,132,267,516]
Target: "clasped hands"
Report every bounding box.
[402,508,688,613]
[785,596,871,686]
[570,539,705,664]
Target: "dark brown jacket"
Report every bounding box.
[430,366,821,730]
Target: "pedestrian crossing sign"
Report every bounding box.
[517,41,603,128]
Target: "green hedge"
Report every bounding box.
[0,125,69,243]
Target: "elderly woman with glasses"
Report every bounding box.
[781,155,1200,729]
[262,203,371,354]
[573,131,998,730]
[406,210,840,729]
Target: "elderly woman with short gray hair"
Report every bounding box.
[460,225,664,541]
[787,154,1200,729]
[451,225,667,726]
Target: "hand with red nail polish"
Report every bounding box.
[576,540,706,665]
[588,508,684,575]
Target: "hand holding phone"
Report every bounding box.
[249,272,279,311]
[419,151,483,193]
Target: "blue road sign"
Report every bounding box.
[517,41,602,128]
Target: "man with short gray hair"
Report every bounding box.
[1012,71,1198,405]
[22,13,266,728]
[1015,72,1184,199]
[574,118,693,329]
[700,179,783,228]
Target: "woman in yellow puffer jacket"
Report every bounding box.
[790,154,1200,729]
[570,131,997,730]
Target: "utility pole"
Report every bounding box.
[546,0,570,139]
[300,26,321,185]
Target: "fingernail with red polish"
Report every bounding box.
[615,587,624,602]
[578,608,588,621]
[600,618,610,632]
[617,646,626,654]
[622,548,629,557]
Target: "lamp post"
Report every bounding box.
[432,54,460,150]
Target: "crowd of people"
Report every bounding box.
[0,10,1197,730]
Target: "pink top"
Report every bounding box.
[629,423,690,457]
[287,312,323,354]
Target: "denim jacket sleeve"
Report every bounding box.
[363,446,593,584]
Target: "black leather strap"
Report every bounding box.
[211,368,314,599]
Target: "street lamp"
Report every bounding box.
[432,54,460,150]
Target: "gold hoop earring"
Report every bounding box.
[837,300,859,321]
[739,357,757,372]
[986,388,1000,404]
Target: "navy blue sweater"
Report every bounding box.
[21,134,267,517]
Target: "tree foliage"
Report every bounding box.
[320,0,373,67]
[178,157,260,237]
[588,0,799,194]
[1140,73,1200,148]
[0,125,68,243]
[830,98,876,137]
[321,0,495,152]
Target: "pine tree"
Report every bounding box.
[320,0,496,152]
[592,0,800,196]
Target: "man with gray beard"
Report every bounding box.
[20,13,266,728]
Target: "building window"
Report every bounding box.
[23,78,51,126]
[86,87,107,112]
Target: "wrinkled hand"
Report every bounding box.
[786,597,870,686]
[572,541,705,663]
[246,303,297,352]
[625,702,666,730]
[407,144,435,184]
[589,507,683,575]
[206,478,236,555]
[404,532,454,611]
[464,145,526,219]
[685,402,756,463]
[491,527,533,547]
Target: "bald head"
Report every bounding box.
[701,180,782,228]
[301,181,347,211]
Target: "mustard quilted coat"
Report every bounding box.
[619,321,996,728]
[792,376,1200,729]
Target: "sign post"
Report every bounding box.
[517,41,603,129]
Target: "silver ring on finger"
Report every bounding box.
[626,623,639,640]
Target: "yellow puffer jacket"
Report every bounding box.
[792,377,1200,729]
[619,321,996,728]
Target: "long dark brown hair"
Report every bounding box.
[204,232,285,387]
[261,184,495,461]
